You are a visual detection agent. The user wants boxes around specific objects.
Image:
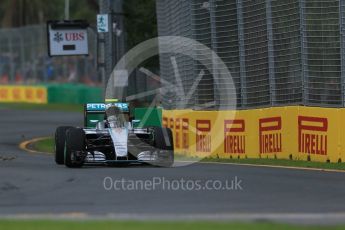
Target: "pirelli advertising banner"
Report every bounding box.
[163,106,343,163]
[0,86,47,104]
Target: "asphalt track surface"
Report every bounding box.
[1,108,345,224]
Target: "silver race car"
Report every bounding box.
[54,103,174,168]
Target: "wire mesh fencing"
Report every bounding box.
[0,24,99,85]
[156,0,196,109]
[156,0,345,109]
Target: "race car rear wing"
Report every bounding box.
[84,103,129,128]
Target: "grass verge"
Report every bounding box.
[31,137,55,153]
[201,157,345,171]
[30,137,345,171]
[0,220,342,230]
[0,103,83,112]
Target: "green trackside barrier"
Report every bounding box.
[134,107,162,127]
[0,84,102,104]
[47,84,103,104]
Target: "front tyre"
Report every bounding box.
[64,127,85,168]
[153,127,174,167]
[55,126,73,165]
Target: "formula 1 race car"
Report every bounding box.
[54,102,174,168]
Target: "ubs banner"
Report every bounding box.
[163,106,342,163]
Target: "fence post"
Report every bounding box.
[210,0,220,108]
[236,0,247,108]
[98,0,114,98]
[299,0,308,105]
[340,0,345,107]
[266,0,276,106]
[20,33,25,83]
[8,35,15,83]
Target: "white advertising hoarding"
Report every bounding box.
[48,21,89,56]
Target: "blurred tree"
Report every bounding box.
[0,0,98,28]
[124,0,157,48]
[124,0,158,68]
[70,0,99,25]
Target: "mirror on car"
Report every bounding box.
[131,120,141,128]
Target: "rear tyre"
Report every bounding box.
[153,127,174,167]
[64,127,85,168]
[55,126,73,165]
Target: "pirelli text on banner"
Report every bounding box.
[298,116,328,156]
[224,119,245,154]
[259,117,282,154]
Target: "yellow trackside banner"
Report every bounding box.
[0,86,47,104]
[163,106,343,163]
